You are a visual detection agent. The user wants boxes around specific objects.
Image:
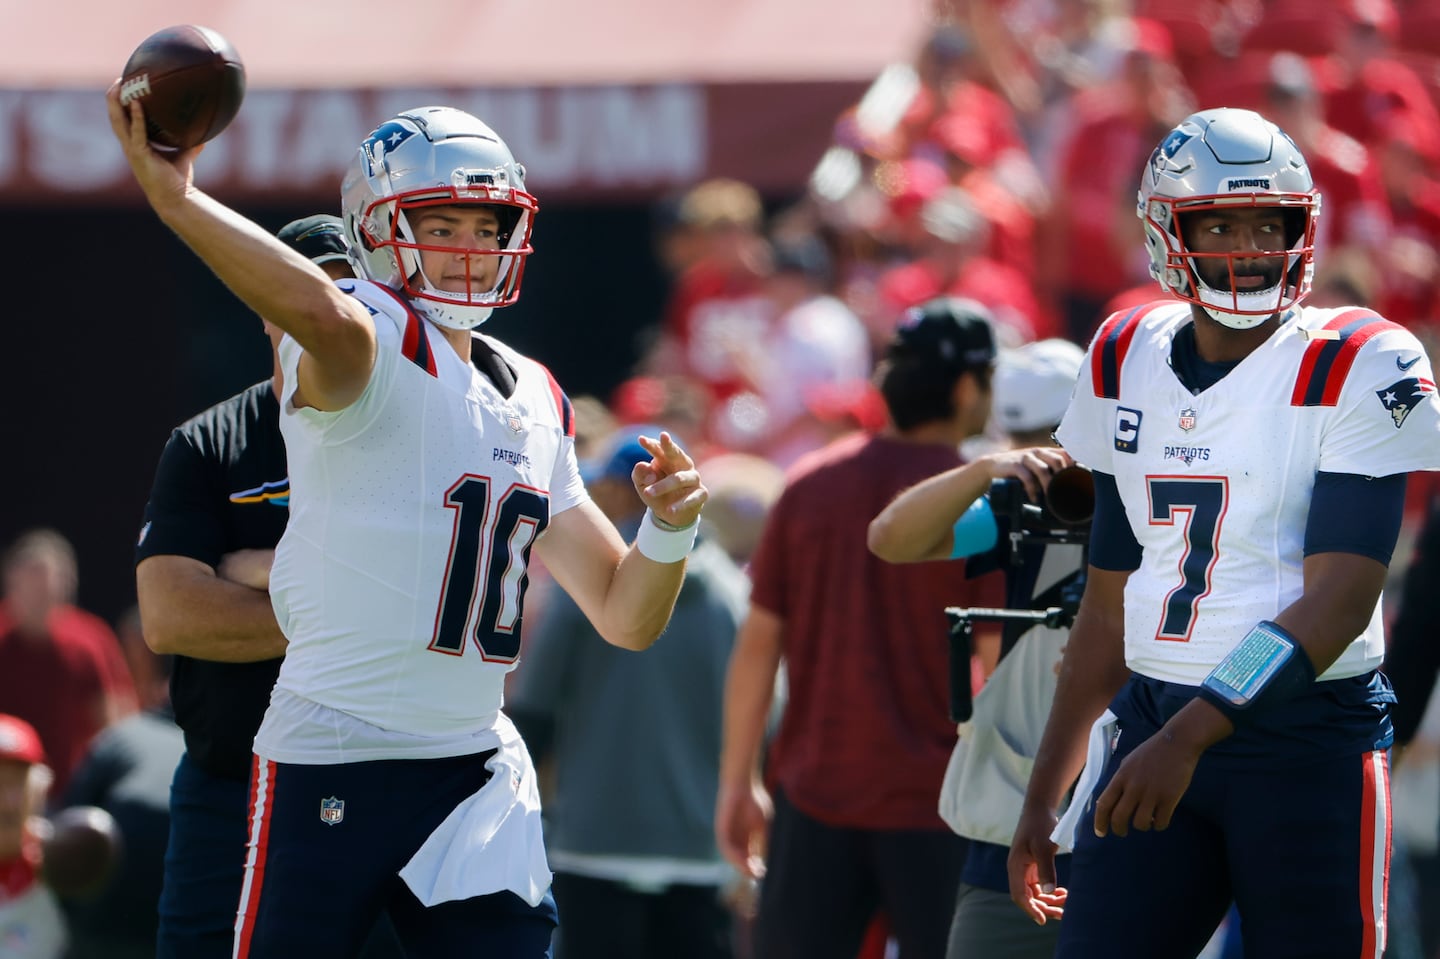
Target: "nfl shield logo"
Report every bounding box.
[1178,408,1197,432]
[320,796,345,825]
[506,412,524,434]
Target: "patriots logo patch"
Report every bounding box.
[1376,377,1436,429]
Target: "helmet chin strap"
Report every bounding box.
[413,296,494,331]
[1192,277,1285,330]
[405,256,501,331]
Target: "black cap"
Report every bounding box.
[276,214,349,266]
[889,296,997,374]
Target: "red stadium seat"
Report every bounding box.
[1135,0,1223,70]
[1238,1,1344,57]
[1390,50,1440,113]
[1188,50,1279,113]
[1397,0,1440,55]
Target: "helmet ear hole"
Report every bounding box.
[1281,208,1307,248]
[1172,210,1195,249]
[495,205,523,248]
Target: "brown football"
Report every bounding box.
[38,805,124,900]
[119,25,245,152]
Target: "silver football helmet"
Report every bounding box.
[341,106,538,330]
[1137,108,1320,330]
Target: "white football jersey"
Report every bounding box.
[265,279,587,743]
[1058,301,1440,685]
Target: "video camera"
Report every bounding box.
[986,463,1093,550]
[943,464,1092,722]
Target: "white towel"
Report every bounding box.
[399,720,552,907]
[1049,709,1119,853]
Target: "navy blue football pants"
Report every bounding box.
[157,752,407,959]
[1056,728,1390,959]
[233,751,557,959]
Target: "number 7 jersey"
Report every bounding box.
[1057,300,1440,686]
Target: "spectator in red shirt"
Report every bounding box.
[1319,0,1440,155]
[716,297,1006,959]
[0,713,66,957]
[1263,51,1393,266]
[643,178,773,404]
[0,531,135,801]
[1374,120,1440,339]
[878,185,1046,348]
[1039,19,1195,342]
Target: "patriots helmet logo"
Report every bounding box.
[1160,128,1193,158]
[361,121,418,176]
[1376,377,1436,429]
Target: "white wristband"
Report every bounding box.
[636,508,698,563]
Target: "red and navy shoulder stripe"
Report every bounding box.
[1290,309,1403,407]
[539,365,575,438]
[374,286,438,378]
[1090,301,1170,398]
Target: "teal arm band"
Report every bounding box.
[949,497,999,559]
[1197,620,1317,725]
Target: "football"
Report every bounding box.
[37,805,123,900]
[119,24,245,152]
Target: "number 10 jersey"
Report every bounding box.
[259,279,586,761]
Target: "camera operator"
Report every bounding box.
[868,337,1085,959]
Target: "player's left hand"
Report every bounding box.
[632,431,708,528]
[1091,730,1200,838]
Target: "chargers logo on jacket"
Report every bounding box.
[1377,378,1436,429]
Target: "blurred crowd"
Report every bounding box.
[630,0,1440,483]
[7,0,1440,956]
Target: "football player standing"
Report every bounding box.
[1008,107,1440,959]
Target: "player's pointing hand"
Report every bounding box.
[632,432,708,529]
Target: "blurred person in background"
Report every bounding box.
[869,337,1084,959]
[59,640,182,959]
[609,374,720,464]
[0,530,135,802]
[1319,0,1440,155]
[695,453,786,570]
[1262,51,1392,279]
[644,178,773,405]
[878,182,1045,348]
[134,216,401,959]
[709,234,871,466]
[509,427,752,959]
[0,713,66,958]
[716,297,1006,959]
[1373,119,1440,343]
[114,606,168,715]
[1038,17,1195,343]
[567,395,619,463]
